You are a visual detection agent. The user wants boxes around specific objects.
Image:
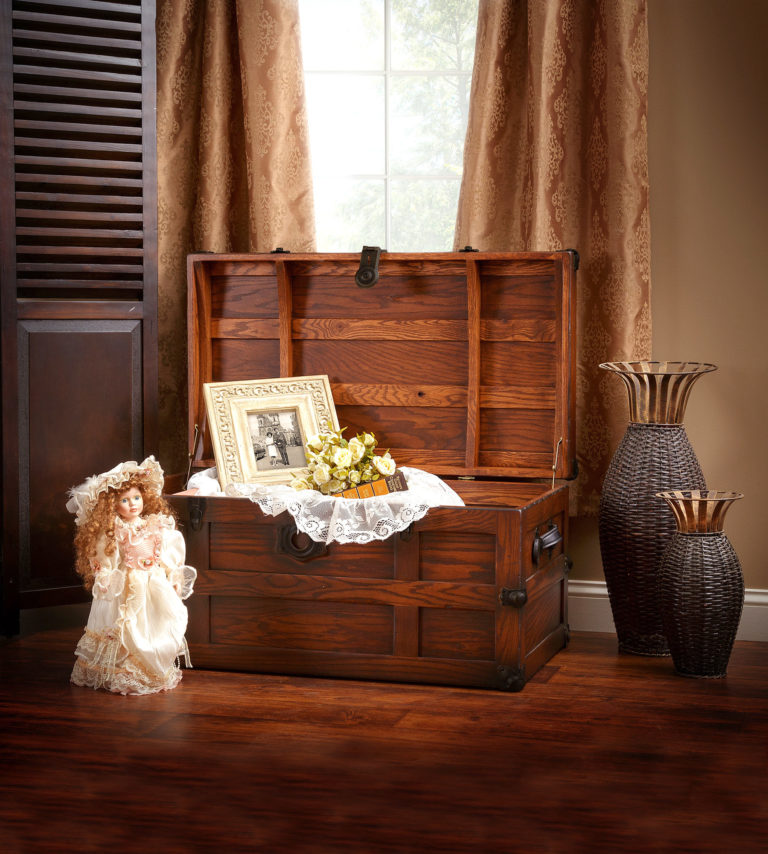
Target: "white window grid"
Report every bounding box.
[302,1,475,250]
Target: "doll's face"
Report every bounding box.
[117,486,143,520]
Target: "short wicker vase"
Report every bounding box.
[599,361,716,656]
[656,490,744,678]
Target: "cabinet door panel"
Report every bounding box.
[18,318,144,606]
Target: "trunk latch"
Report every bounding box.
[355,246,381,288]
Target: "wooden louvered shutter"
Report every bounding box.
[1,0,158,634]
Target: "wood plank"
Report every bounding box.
[12,64,140,87]
[465,258,481,468]
[333,406,467,451]
[17,300,143,319]
[480,409,556,453]
[211,338,279,383]
[480,340,557,386]
[481,317,556,342]
[195,569,496,610]
[17,279,142,289]
[16,192,143,206]
[210,597,394,655]
[14,172,143,188]
[332,382,467,408]
[208,523,394,578]
[12,46,142,70]
[13,83,141,102]
[189,257,213,460]
[419,608,495,661]
[15,155,143,170]
[276,260,293,377]
[480,384,556,408]
[13,102,142,120]
[331,382,556,409]
[296,340,468,385]
[17,210,142,224]
[16,226,143,239]
[17,262,143,273]
[204,317,558,344]
[11,27,143,53]
[15,245,144,256]
[14,136,143,155]
[15,120,143,138]
[296,318,468,340]
[12,5,141,32]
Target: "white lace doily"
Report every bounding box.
[189,467,464,545]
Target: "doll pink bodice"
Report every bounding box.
[115,517,162,571]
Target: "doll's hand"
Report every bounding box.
[166,568,183,598]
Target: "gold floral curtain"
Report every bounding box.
[156,0,315,472]
[455,0,651,515]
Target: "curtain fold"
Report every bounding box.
[455,0,651,515]
[156,0,315,472]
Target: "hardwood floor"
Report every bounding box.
[1,629,766,853]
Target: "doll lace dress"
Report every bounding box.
[71,514,196,695]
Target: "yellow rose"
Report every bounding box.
[290,476,312,491]
[327,478,346,493]
[348,470,361,485]
[373,454,396,476]
[361,432,376,447]
[312,462,332,485]
[348,437,366,463]
[307,434,325,452]
[332,446,353,468]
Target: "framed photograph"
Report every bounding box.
[203,375,339,488]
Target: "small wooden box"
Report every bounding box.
[169,250,577,691]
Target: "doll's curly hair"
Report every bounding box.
[73,474,175,590]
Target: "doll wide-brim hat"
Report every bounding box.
[66,456,164,526]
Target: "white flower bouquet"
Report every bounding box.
[290,424,397,496]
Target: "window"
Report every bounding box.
[299,0,478,251]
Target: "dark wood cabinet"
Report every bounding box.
[1,1,157,634]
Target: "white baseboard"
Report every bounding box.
[568,580,768,642]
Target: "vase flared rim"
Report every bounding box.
[599,360,717,376]
[655,490,743,502]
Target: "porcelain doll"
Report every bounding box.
[66,456,196,695]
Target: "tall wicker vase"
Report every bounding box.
[656,490,744,678]
[598,361,717,656]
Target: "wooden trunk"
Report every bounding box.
[169,250,577,691]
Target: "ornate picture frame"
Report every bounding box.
[203,375,339,488]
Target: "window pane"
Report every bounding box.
[390,179,461,251]
[305,74,385,175]
[300,0,384,71]
[390,74,470,176]
[390,0,478,72]
[314,177,386,251]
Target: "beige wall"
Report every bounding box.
[570,0,768,591]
